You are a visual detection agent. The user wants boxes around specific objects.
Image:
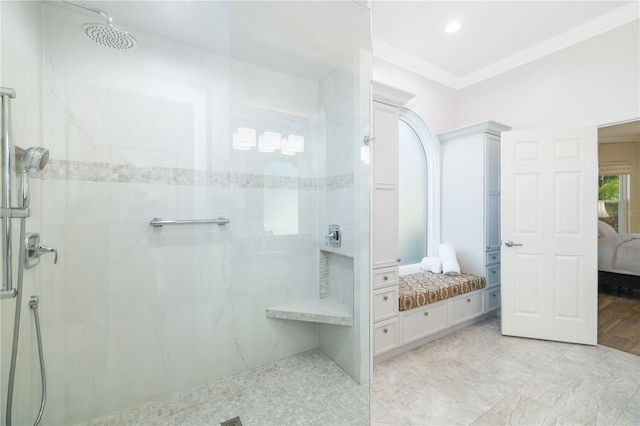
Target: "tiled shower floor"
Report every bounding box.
[83,350,369,425]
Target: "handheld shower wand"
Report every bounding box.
[6,146,50,426]
[19,147,49,208]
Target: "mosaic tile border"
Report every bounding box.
[319,251,330,298]
[35,159,355,190]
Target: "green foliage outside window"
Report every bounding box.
[598,175,619,231]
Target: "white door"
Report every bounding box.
[501,126,598,345]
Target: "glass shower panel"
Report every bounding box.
[0,1,373,424]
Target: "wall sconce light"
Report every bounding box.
[287,134,304,153]
[236,127,256,148]
[257,134,275,152]
[232,132,251,150]
[233,128,304,155]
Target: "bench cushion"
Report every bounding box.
[399,272,486,311]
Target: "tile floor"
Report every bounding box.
[83,317,640,426]
[83,350,369,425]
[371,317,640,425]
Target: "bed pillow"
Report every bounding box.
[598,221,617,238]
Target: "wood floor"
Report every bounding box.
[598,286,640,356]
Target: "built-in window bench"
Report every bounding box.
[373,272,499,362]
[266,298,353,326]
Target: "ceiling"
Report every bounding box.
[599,121,640,144]
[372,1,639,89]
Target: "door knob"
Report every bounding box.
[505,240,523,247]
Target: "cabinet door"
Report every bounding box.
[373,185,399,268]
[372,101,399,269]
[486,192,501,250]
[485,134,501,192]
[372,102,398,186]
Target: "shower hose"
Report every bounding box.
[5,216,47,426]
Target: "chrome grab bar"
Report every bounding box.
[149,216,230,227]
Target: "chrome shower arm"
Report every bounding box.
[63,0,113,26]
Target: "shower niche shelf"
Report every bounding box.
[266,298,353,326]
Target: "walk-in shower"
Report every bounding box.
[1,1,371,424]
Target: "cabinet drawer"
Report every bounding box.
[485,250,500,265]
[400,302,447,345]
[449,291,484,326]
[373,287,399,322]
[373,317,398,356]
[486,288,501,312]
[486,265,500,288]
[373,267,399,290]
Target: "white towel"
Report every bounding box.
[439,243,461,275]
[420,257,442,273]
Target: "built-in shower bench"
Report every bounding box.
[266,298,353,326]
[265,250,354,326]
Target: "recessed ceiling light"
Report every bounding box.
[445,21,461,34]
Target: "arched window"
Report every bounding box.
[398,109,440,272]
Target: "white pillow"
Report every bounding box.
[598,221,617,238]
[438,243,461,275]
[442,258,461,275]
[421,257,442,273]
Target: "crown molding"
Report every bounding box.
[372,80,415,107]
[373,3,639,90]
[586,110,640,127]
[372,38,462,89]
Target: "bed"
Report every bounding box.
[598,221,640,291]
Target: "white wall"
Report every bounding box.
[456,21,640,130]
[373,20,639,136]
[372,58,459,140]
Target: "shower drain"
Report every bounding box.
[221,416,243,426]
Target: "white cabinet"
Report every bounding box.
[439,121,510,310]
[373,317,399,357]
[448,290,484,326]
[400,301,447,345]
[372,101,400,270]
[371,101,401,355]
[370,83,415,357]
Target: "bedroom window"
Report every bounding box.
[598,174,631,233]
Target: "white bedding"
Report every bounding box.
[598,233,640,276]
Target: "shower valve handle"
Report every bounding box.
[36,244,58,264]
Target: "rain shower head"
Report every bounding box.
[82,23,137,50]
[20,147,49,172]
[63,0,137,50]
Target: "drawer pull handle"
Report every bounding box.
[424,312,429,317]
[383,328,388,334]
[397,258,401,263]
[492,270,496,274]
[383,276,388,281]
[467,298,471,302]
[383,296,388,301]
[492,294,497,297]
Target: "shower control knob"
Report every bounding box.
[25,232,58,268]
[36,244,58,264]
